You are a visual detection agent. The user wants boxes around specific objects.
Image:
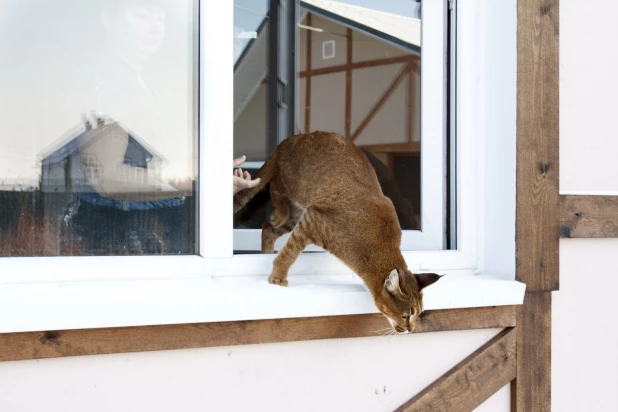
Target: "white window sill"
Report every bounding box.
[0,272,525,334]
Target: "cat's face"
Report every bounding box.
[375,269,441,334]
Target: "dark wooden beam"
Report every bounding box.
[511,292,552,412]
[513,0,559,410]
[304,13,312,133]
[345,28,352,138]
[358,142,420,154]
[560,195,618,238]
[351,62,412,142]
[299,54,418,78]
[406,67,413,143]
[396,328,517,412]
[516,0,560,292]
[0,306,515,362]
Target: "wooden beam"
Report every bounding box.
[345,28,352,138]
[406,67,413,143]
[396,328,517,412]
[513,0,559,409]
[516,0,560,292]
[299,54,418,78]
[560,195,618,238]
[358,142,420,154]
[511,292,552,412]
[304,13,312,133]
[351,62,412,142]
[0,306,515,362]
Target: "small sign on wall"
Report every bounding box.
[322,40,335,59]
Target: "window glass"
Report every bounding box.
[234,0,423,251]
[0,0,198,256]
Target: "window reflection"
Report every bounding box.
[0,0,197,256]
[233,0,422,250]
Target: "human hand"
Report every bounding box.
[233,155,261,195]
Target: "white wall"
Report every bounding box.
[0,329,509,412]
[554,240,618,412]
[553,0,618,411]
[3,1,614,411]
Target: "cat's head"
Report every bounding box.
[374,269,441,334]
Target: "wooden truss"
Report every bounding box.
[301,14,420,153]
[0,1,585,411]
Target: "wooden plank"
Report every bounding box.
[345,28,352,138]
[396,328,517,412]
[358,142,420,154]
[0,306,515,362]
[511,292,552,412]
[406,67,413,143]
[516,0,560,291]
[299,54,418,78]
[351,62,412,141]
[560,195,618,238]
[304,13,312,133]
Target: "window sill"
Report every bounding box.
[0,272,525,334]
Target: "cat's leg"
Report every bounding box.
[261,222,291,253]
[268,213,313,286]
[261,203,304,253]
[269,185,290,228]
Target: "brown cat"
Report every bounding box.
[233,131,441,333]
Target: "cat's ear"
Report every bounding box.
[385,269,402,295]
[414,273,442,290]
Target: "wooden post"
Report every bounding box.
[512,0,560,411]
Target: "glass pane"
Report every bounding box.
[233,0,422,252]
[0,0,198,256]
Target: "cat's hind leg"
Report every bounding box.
[261,222,291,253]
[268,211,313,286]
[261,202,304,253]
[269,185,290,228]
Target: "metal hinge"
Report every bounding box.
[448,0,455,11]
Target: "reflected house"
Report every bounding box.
[234,0,421,225]
[235,0,421,159]
[40,115,166,211]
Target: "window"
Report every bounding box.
[233,0,446,253]
[0,0,524,334]
[0,0,199,256]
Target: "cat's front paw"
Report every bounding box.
[268,273,289,287]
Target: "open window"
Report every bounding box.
[0,0,524,334]
[233,0,446,252]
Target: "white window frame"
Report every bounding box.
[0,0,524,334]
[233,0,445,253]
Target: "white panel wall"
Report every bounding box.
[0,329,505,412]
[560,0,618,194]
[554,240,618,412]
[553,0,618,411]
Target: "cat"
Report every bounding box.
[234,148,418,231]
[233,131,441,333]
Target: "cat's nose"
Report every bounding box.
[408,322,416,332]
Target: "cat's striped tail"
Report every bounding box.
[233,155,276,214]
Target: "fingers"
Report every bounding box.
[233,155,246,168]
[243,171,251,180]
[234,176,261,189]
[234,168,242,178]
[244,177,260,188]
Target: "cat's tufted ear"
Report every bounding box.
[384,269,402,295]
[414,273,442,290]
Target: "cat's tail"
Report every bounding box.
[233,155,276,213]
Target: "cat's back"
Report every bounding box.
[273,131,382,204]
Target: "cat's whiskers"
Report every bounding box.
[380,329,396,337]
